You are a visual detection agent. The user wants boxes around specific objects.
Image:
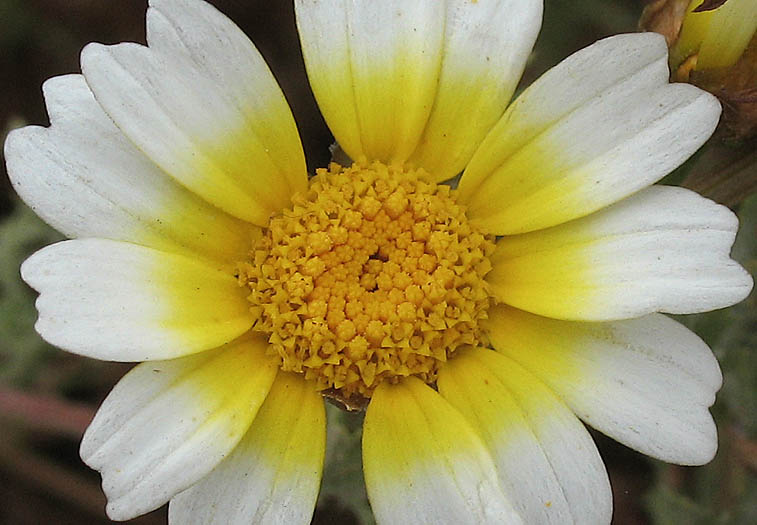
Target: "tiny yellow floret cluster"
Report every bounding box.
[239,161,496,401]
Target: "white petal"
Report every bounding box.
[458,33,721,235]
[80,0,307,225]
[4,74,253,263]
[363,377,523,525]
[488,185,753,321]
[438,348,612,524]
[408,0,543,182]
[485,306,724,465]
[296,0,445,164]
[80,336,279,521]
[169,373,326,525]
[21,239,254,361]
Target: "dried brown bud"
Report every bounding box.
[639,0,692,46]
[691,36,757,140]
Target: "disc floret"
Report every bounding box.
[239,160,495,403]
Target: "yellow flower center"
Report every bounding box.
[239,161,495,407]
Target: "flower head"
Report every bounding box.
[669,0,757,76]
[667,0,757,139]
[4,0,753,523]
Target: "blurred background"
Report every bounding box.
[0,0,755,523]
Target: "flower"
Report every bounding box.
[4,0,753,523]
[666,0,757,139]
[669,0,757,77]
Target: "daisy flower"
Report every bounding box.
[4,0,753,523]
